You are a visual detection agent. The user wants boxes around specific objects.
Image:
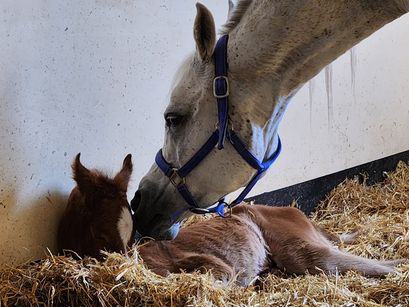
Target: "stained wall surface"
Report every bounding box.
[0,1,408,265]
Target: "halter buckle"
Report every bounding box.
[169,169,185,187]
[213,76,229,98]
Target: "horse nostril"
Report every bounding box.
[130,190,142,212]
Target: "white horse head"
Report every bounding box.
[132,1,409,240]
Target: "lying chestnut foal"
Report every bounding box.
[58,154,407,286]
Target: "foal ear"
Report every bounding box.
[114,154,133,192]
[194,3,216,61]
[72,153,94,192]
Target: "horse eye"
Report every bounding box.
[164,113,184,128]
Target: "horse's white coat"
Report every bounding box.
[133,0,409,240]
[1,0,409,265]
[117,207,133,251]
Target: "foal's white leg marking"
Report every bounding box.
[117,207,133,250]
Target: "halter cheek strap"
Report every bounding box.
[154,34,282,220]
[214,35,230,150]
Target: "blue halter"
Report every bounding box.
[155,35,281,219]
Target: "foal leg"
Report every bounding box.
[246,205,405,277]
[270,241,406,277]
[379,258,409,268]
[313,226,407,275]
[174,254,234,284]
[324,249,408,276]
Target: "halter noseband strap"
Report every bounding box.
[155,34,281,220]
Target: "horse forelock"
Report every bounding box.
[170,53,195,92]
[220,0,253,35]
[170,52,213,97]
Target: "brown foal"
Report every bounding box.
[58,155,407,285]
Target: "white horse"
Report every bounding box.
[132,1,409,239]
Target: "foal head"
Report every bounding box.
[58,154,134,260]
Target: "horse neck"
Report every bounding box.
[223,1,407,160]
[227,0,408,98]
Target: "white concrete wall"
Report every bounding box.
[0,0,408,266]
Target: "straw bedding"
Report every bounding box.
[1,162,408,306]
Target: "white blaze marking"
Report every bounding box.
[117,207,133,250]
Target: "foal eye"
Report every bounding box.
[164,113,184,128]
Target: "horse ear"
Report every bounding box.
[194,3,216,61]
[114,154,133,192]
[72,153,93,192]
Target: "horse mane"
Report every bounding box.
[219,0,253,35]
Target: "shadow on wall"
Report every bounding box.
[0,0,141,266]
[0,187,68,267]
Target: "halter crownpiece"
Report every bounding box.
[154,34,281,220]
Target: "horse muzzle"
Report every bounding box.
[131,187,181,240]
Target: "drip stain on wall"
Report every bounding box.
[325,65,333,128]
[308,79,315,132]
[350,47,357,104]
